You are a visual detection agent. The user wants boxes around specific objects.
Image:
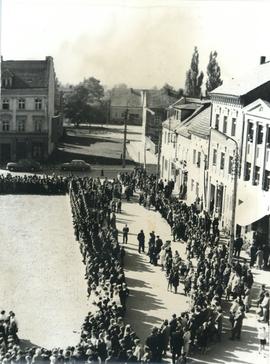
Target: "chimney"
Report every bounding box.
[260,56,266,65]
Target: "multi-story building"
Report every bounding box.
[160,97,203,187]
[110,88,142,125]
[161,102,210,204]
[0,56,61,162]
[207,58,270,243]
[236,98,270,244]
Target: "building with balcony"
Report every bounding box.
[208,58,270,245]
[0,56,61,162]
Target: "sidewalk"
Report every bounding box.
[117,197,270,364]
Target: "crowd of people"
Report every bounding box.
[0,167,268,363]
[119,168,269,361]
[0,174,68,194]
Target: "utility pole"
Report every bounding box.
[122,108,128,168]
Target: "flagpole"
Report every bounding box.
[0,0,2,107]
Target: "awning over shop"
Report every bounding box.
[236,183,270,226]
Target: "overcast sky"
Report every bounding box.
[1,0,270,90]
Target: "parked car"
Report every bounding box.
[61,160,91,171]
[6,159,41,172]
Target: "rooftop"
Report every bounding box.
[210,61,270,97]
[175,103,211,139]
[1,57,52,89]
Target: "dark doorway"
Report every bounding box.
[1,143,11,161]
[210,184,215,215]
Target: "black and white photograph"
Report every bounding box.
[0,0,269,363]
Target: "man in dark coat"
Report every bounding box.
[137,230,145,253]
[170,325,183,364]
[123,224,129,244]
[145,327,160,362]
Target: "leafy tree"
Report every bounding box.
[64,77,105,125]
[206,51,223,94]
[177,88,184,98]
[185,47,204,98]
[113,83,128,89]
[162,83,175,91]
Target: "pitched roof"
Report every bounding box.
[243,98,270,118]
[187,105,211,138]
[162,118,180,131]
[174,102,201,111]
[1,59,50,89]
[210,61,270,97]
[175,103,211,139]
[110,88,142,107]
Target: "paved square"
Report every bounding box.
[0,195,89,348]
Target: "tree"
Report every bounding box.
[177,88,184,98]
[185,47,204,98]
[113,83,128,89]
[64,77,105,125]
[206,51,223,94]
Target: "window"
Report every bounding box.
[196,182,199,196]
[267,127,270,147]
[197,151,201,167]
[256,147,260,159]
[254,166,260,185]
[191,179,194,191]
[193,149,196,164]
[257,125,263,144]
[212,149,217,165]
[164,131,167,144]
[215,114,219,130]
[2,77,12,88]
[34,119,42,132]
[35,98,42,110]
[231,118,236,136]
[165,159,168,171]
[18,98,25,110]
[223,116,228,133]
[245,162,251,181]
[220,152,225,170]
[2,99,9,110]
[264,170,270,191]
[2,120,10,131]
[247,121,254,142]
[228,156,233,174]
[17,119,25,132]
[129,113,139,120]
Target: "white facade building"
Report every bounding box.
[208,59,270,243]
[160,101,210,206]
